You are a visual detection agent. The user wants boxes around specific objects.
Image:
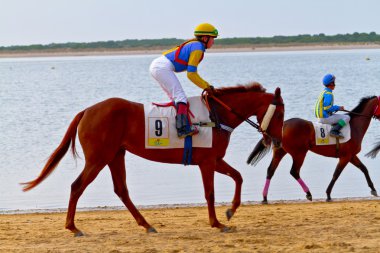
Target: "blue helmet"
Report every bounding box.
[322,74,335,86]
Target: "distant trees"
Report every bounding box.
[216,32,380,45]
[1,32,379,52]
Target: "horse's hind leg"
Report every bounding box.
[108,150,156,233]
[350,155,377,197]
[262,147,287,204]
[326,157,350,201]
[289,152,312,201]
[65,162,106,236]
[215,159,243,220]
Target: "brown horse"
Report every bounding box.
[22,83,284,236]
[248,95,380,203]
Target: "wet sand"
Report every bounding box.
[1,199,379,252]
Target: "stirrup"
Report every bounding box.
[177,127,199,139]
[330,131,344,139]
[176,113,198,138]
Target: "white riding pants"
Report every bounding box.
[149,55,187,104]
[318,114,350,125]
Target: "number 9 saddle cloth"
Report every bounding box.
[144,96,213,149]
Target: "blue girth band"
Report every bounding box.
[182,135,192,166]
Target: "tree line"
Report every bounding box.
[1,32,379,51]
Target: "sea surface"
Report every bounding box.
[0,49,379,212]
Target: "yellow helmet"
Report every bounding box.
[194,23,218,38]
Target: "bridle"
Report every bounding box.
[342,96,380,119]
[374,96,380,119]
[201,90,283,138]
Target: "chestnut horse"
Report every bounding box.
[22,83,284,236]
[248,95,380,203]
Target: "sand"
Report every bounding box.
[1,200,379,252]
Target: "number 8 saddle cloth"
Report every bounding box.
[144,96,213,149]
[313,122,351,145]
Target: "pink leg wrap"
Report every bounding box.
[263,179,271,197]
[297,178,309,192]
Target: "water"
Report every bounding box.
[0,49,379,212]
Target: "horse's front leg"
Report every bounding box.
[199,160,233,232]
[326,158,350,201]
[262,147,287,204]
[350,155,378,197]
[215,159,242,220]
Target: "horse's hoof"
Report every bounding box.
[306,192,313,201]
[74,231,84,237]
[371,190,378,197]
[226,209,234,221]
[262,200,268,204]
[220,226,236,233]
[147,227,158,233]
[326,198,332,202]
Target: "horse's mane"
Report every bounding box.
[215,82,266,96]
[350,96,377,116]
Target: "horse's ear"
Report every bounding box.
[275,87,281,98]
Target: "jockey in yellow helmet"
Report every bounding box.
[149,23,218,138]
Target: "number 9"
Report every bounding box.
[155,120,163,136]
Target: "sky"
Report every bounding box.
[1,0,380,47]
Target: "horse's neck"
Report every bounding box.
[215,92,268,128]
[352,117,372,140]
[351,101,376,139]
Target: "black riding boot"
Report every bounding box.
[175,114,197,138]
[330,124,344,139]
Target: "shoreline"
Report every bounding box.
[1,43,380,58]
[1,196,377,215]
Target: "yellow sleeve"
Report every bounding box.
[187,72,210,89]
[187,50,210,89]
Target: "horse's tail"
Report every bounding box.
[21,110,85,191]
[247,137,271,166]
[365,141,380,159]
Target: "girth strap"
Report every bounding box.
[335,137,340,157]
[182,135,193,166]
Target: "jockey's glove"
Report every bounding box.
[204,85,216,95]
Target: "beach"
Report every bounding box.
[1,199,379,252]
[1,43,380,253]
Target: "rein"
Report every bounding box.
[341,109,375,118]
[341,96,380,119]
[201,90,262,132]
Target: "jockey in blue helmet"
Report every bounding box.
[314,74,350,138]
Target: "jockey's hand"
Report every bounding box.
[339,106,345,111]
[204,85,216,95]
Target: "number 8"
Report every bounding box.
[320,128,325,138]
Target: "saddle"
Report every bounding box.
[144,96,213,149]
[313,122,351,145]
